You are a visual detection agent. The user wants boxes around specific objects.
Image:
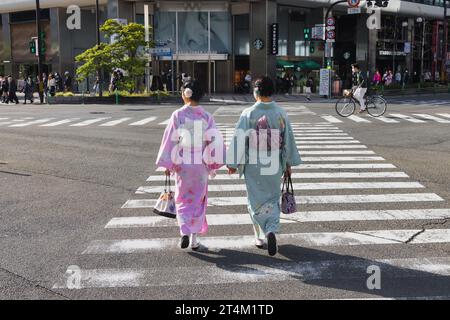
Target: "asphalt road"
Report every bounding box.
[0,97,449,300]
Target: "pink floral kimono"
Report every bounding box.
[156,105,225,236]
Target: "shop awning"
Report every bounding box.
[277,59,321,70]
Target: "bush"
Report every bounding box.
[63,92,74,97]
[55,92,65,97]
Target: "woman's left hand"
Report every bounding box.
[284,166,292,178]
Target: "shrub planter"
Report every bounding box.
[47,95,181,105]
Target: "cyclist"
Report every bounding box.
[351,63,367,113]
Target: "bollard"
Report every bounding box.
[115,89,119,105]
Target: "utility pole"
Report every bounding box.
[95,0,103,97]
[35,0,43,83]
[443,0,448,82]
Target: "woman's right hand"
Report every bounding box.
[165,169,170,176]
[284,166,292,178]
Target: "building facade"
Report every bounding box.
[0,0,449,93]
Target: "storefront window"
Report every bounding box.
[210,12,231,54]
[295,41,310,57]
[177,12,208,53]
[154,12,176,45]
[234,14,249,55]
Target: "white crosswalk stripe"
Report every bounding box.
[384,113,426,123]
[70,117,111,126]
[40,118,80,127]
[99,117,133,126]
[53,256,450,289]
[436,113,450,119]
[9,118,55,127]
[348,115,371,123]
[373,116,400,123]
[321,115,343,123]
[412,114,450,123]
[54,117,450,297]
[128,117,157,126]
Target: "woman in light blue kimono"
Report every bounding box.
[226,76,301,256]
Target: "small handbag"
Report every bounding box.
[153,175,176,219]
[281,174,296,214]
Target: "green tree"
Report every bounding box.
[75,19,151,92]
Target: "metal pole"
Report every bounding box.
[443,0,448,82]
[323,0,347,68]
[393,15,397,74]
[35,0,42,84]
[421,20,425,82]
[95,0,103,97]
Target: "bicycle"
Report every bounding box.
[335,85,387,117]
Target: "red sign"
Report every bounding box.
[347,0,360,7]
[326,17,335,27]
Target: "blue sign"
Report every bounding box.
[147,47,172,57]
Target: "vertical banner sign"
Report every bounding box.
[269,23,279,55]
[320,68,331,96]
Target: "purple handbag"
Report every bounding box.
[281,175,296,214]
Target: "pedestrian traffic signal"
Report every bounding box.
[29,40,36,54]
[310,43,315,54]
[39,39,46,54]
[304,28,310,40]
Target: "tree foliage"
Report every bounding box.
[75,19,152,92]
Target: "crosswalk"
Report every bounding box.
[53,118,450,298]
[0,111,449,129]
[319,113,450,124]
[0,116,161,128]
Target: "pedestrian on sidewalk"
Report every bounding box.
[305,76,314,101]
[6,76,19,104]
[226,76,302,256]
[48,74,56,97]
[22,76,34,104]
[372,69,382,85]
[156,80,226,251]
[1,76,8,103]
[36,76,44,104]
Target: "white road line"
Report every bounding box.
[294,133,349,136]
[412,114,450,123]
[321,115,343,123]
[136,182,424,194]
[0,118,9,120]
[297,145,367,149]
[285,208,450,222]
[156,163,394,172]
[106,214,294,229]
[389,113,426,123]
[53,256,450,289]
[99,117,132,126]
[40,118,80,127]
[297,140,361,144]
[70,117,111,126]
[295,137,355,140]
[300,156,385,161]
[348,115,371,123]
[293,130,344,133]
[128,117,157,126]
[206,193,443,206]
[373,116,400,123]
[159,119,170,125]
[146,171,404,182]
[9,118,55,127]
[294,150,375,155]
[81,229,450,254]
[436,113,450,119]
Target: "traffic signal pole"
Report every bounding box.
[35,0,43,83]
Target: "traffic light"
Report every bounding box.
[29,40,36,54]
[39,39,46,54]
[304,28,310,40]
[310,42,315,54]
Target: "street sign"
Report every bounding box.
[348,7,361,14]
[404,42,411,54]
[347,0,361,8]
[270,23,279,55]
[320,68,331,96]
[312,24,325,40]
[326,30,336,42]
[326,17,335,27]
[325,42,334,58]
[147,47,172,57]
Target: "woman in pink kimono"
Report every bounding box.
[156,80,225,250]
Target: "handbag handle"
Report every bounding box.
[164,174,172,193]
[282,174,294,194]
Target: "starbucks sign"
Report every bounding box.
[253,38,264,50]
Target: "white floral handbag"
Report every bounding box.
[153,175,176,219]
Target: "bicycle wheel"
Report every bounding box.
[366,96,387,117]
[335,97,356,117]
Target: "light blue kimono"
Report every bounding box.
[226,101,302,240]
